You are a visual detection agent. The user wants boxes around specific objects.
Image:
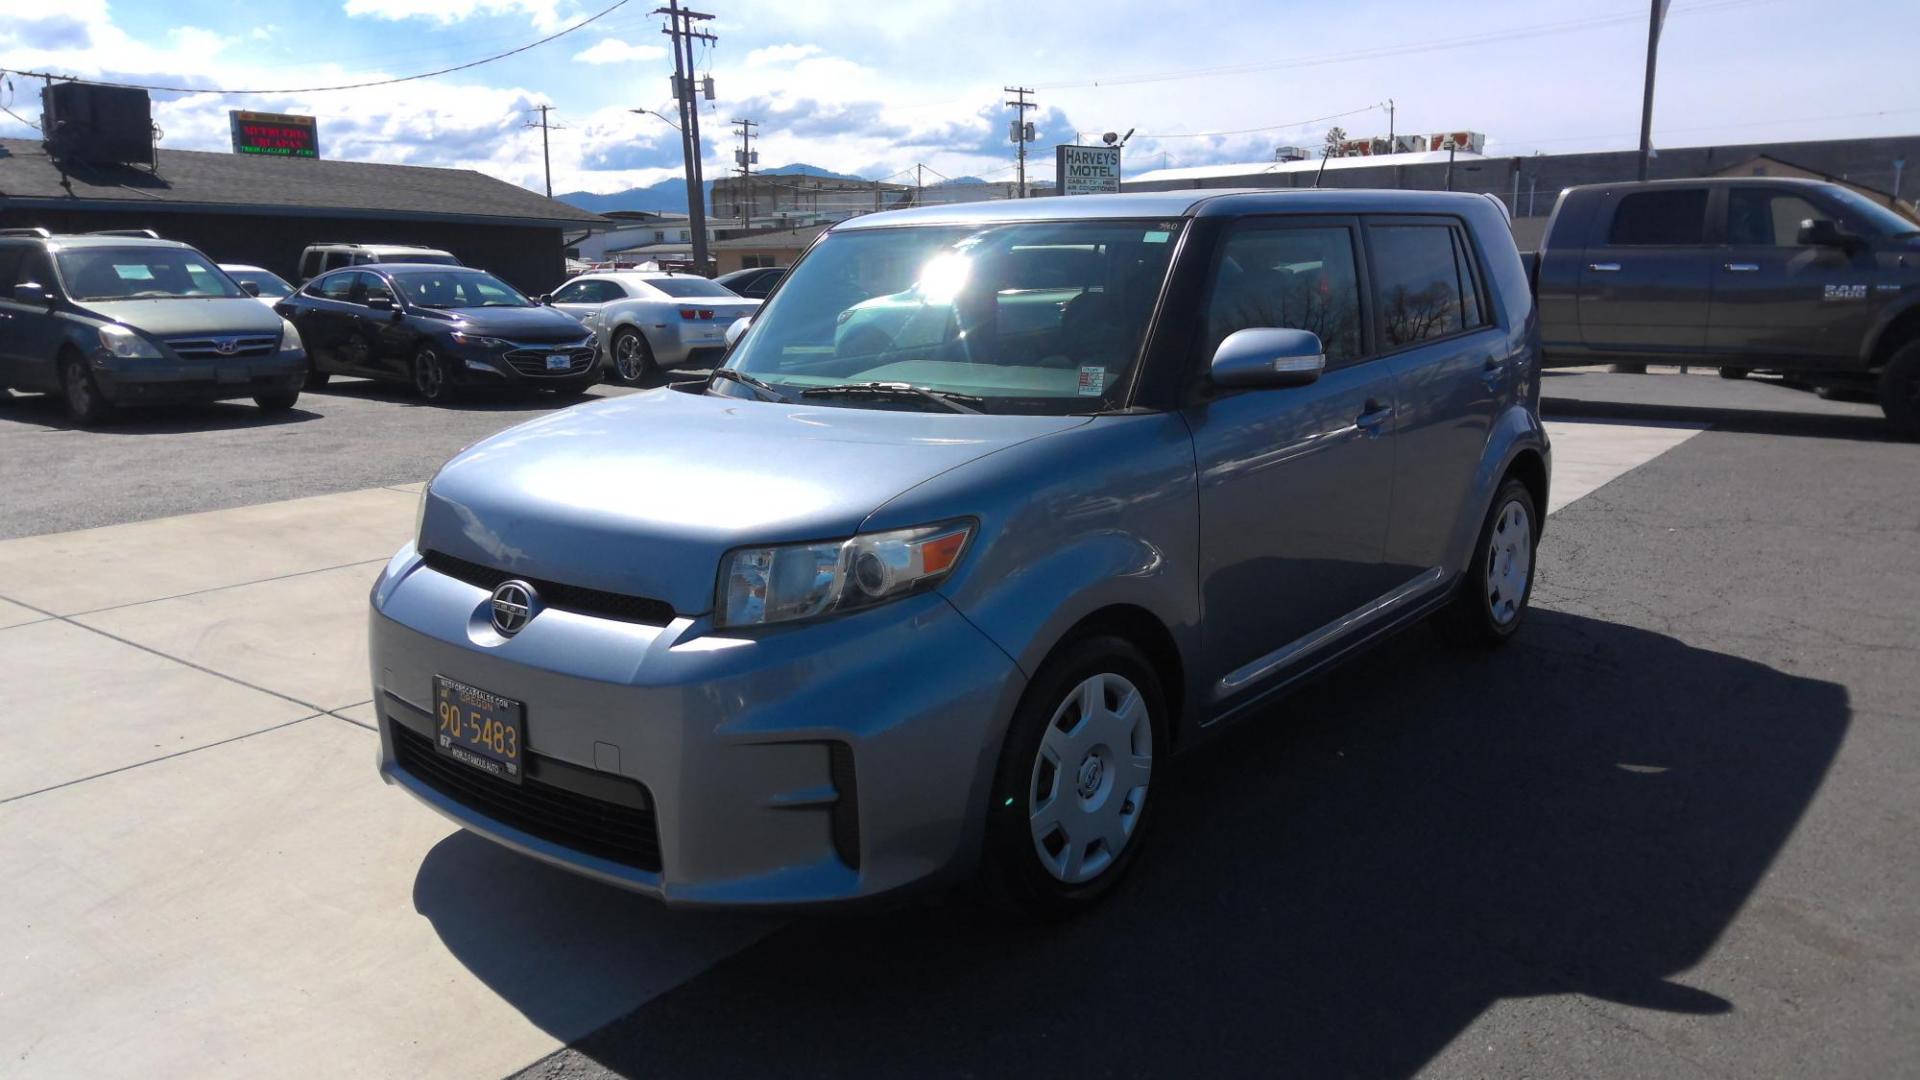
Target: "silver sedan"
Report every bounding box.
[545,271,759,383]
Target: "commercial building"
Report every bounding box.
[711,224,826,274]
[0,136,605,292]
[1124,134,1920,249]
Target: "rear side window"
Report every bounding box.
[1608,189,1708,245]
[1370,224,1468,347]
[316,273,356,301]
[1205,225,1364,367]
[323,251,354,271]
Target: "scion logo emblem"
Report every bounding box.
[490,581,536,636]
[213,337,241,356]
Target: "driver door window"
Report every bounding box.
[1204,224,1364,368]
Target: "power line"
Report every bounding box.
[3,0,634,96]
[1138,103,1383,141]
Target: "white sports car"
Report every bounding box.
[545,271,760,384]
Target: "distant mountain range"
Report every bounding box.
[557,164,996,215]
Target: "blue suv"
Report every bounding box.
[369,190,1550,918]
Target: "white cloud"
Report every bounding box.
[743,43,821,67]
[340,0,577,32]
[571,38,668,65]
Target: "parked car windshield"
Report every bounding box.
[722,219,1183,414]
[643,277,739,299]
[1821,186,1920,237]
[56,246,246,301]
[389,269,531,308]
[222,267,294,298]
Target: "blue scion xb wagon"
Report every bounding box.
[370,190,1550,917]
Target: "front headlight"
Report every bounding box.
[716,521,974,628]
[98,324,163,359]
[278,317,301,352]
[449,331,511,349]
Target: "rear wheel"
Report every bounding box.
[304,356,331,389]
[412,346,450,402]
[610,328,655,384]
[1609,363,1648,375]
[60,354,114,426]
[1438,477,1538,647]
[1880,340,1920,440]
[982,635,1162,920]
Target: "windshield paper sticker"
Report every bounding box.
[1078,366,1107,396]
[113,264,156,280]
[1143,230,1170,243]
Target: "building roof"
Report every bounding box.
[837,191,1222,230]
[1128,148,1485,186]
[0,137,607,229]
[711,223,830,250]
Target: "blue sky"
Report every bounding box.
[3,0,1918,196]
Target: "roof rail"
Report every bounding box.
[0,227,53,239]
[87,228,162,239]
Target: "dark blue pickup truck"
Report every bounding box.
[1532,177,1920,438]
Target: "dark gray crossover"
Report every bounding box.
[0,229,305,424]
[369,189,1550,916]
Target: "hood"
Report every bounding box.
[421,387,1087,615]
[82,297,285,337]
[436,305,598,343]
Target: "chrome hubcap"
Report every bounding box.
[416,351,443,396]
[1029,672,1152,885]
[616,334,645,380]
[1487,499,1533,626]
[65,364,91,411]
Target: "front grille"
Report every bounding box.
[421,549,677,626]
[166,335,278,360]
[502,346,596,377]
[392,723,663,872]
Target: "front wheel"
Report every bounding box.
[981,635,1162,920]
[1876,341,1920,440]
[255,390,300,413]
[61,354,114,426]
[1719,367,1748,380]
[1437,477,1539,647]
[412,346,450,402]
[610,328,655,385]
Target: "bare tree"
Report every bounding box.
[1323,126,1348,156]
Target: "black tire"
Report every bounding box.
[1609,363,1648,375]
[254,390,300,413]
[304,359,331,390]
[1719,367,1748,380]
[1876,340,1920,440]
[1437,477,1540,647]
[60,353,114,426]
[980,634,1164,921]
[609,328,655,385]
[411,346,451,402]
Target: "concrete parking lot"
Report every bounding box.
[1,370,1914,1078]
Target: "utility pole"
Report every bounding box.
[1004,86,1035,198]
[731,117,757,229]
[1636,0,1670,182]
[657,1,716,272]
[1382,98,1395,146]
[525,105,564,197]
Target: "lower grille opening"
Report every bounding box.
[828,741,860,869]
[391,722,662,873]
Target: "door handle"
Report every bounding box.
[1723,262,1760,272]
[1587,262,1621,272]
[1356,400,1394,435]
[1481,354,1506,388]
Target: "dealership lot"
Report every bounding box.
[1,371,1915,1078]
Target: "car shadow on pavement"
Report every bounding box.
[417,608,1849,1078]
[0,390,321,433]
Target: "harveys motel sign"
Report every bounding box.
[229,111,320,159]
[1055,144,1122,195]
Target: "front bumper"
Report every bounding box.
[369,545,1024,908]
[91,348,306,404]
[449,340,601,386]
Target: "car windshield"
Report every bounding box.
[644,277,738,298]
[722,219,1183,414]
[56,246,246,301]
[226,268,293,297]
[389,269,531,308]
[1822,186,1920,237]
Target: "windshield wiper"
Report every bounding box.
[798,381,982,414]
[708,367,795,403]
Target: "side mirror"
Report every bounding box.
[1210,327,1325,389]
[537,293,553,305]
[12,282,53,306]
[240,281,262,297]
[725,315,753,348]
[366,296,393,312]
[1796,218,1851,249]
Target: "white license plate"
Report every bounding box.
[545,354,570,371]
